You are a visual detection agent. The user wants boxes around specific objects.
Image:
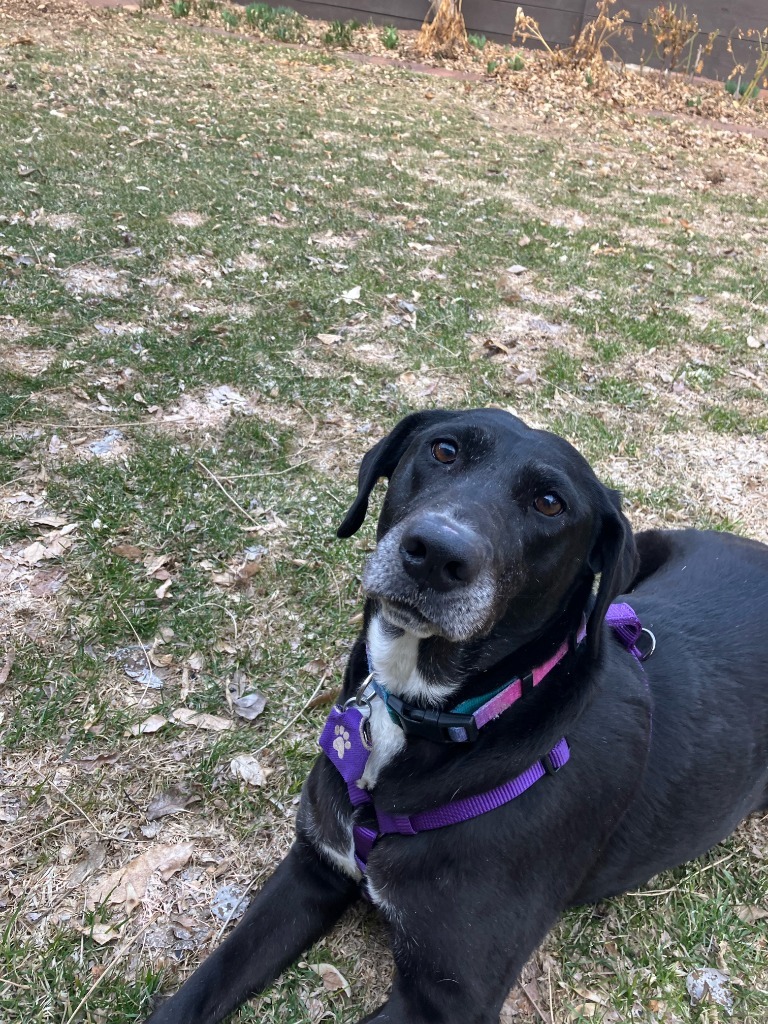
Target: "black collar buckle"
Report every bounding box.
[383,691,479,743]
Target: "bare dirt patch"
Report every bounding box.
[310,230,368,251]
[160,254,219,280]
[0,315,35,344]
[41,212,84,231]
[167,211,209,228]
[0,346,54,377]
[61,265,130,299]
[599,431,768,540]
[0,489,73,646]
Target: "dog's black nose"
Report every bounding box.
[399,514,483,592]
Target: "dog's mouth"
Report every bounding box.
[378,597,438,637]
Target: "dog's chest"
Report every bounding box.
[312,617,455,883]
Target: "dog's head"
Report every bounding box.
[338,408,636,656]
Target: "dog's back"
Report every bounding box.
[576,528,768,900]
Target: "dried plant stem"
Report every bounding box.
[196,459,261,526]
[63,919,155,1024]
[418,0,467,57]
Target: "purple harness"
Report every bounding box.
[319,602,647,874]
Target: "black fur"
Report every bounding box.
[145,408,768,1024]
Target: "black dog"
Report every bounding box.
[146,407,768,1024]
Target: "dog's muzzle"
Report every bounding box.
[363,513,496,640]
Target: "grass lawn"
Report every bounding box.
[1,5,767,1022]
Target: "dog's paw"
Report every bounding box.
[333,724,352,759]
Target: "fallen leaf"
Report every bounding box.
[686,967,733,1015]
[230,753,268,786]
[143,553,170,576]
[232,691,267,721]
[68,843,108,887]
[146,786,201,820]
[74,752,120,773]
[483,338,513,356]
[505,264,527,275]
[130,714,168,736]
[112,543,143,561]
[514,368,537,385]
[340,285,361,303]
[172,708,232,732]
[317,333,342,345]
[20,525,77,565]
[155,578,173,599]
[0,651,15,686]
[89,842,194,909]
[210,883,248,923]
[78,921,121,944]
[735,904,768,923]
[309,962,352,998]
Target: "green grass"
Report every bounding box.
[1,9,767,1024]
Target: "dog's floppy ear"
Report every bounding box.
[585,487,638,659]
[337,409,452,539]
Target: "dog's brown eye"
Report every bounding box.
[431,440,458,464]
[534,493,565,517]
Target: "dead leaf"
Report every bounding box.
[143,553,170,576]
[77,921,121,944]
[308,962,352,997]
[0,650,15,686]
[74,752,120,773]
[735,904,768,923]
[231,691,267,722]
[514,368,537,385]
[483,338,513,356]
[19,524,77,565]
[155,578,173,599]
[317,333,342,345]
[146,786,200,820]
[130,714,168,736]
[230,753,269,787]
[68,843,108,887]
[686,967,733,1014]
[339,285,361,304]
[112,543,143,561]
[172,708,232,732]
[89,842,195,910]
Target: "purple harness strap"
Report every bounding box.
[318,602,646,875]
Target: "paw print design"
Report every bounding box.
[333,724,351,760]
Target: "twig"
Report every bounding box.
[196,459,260,526]
[627,851,737,897]
[0,419,158,432]
[63,918,155,1024]
[111,598,155,701]
[214,461,313,479]
[1,817,78,856]
[29,766,119,843]
[5,396,32,423]
[522,981,553,1024]
[254,677,325,755]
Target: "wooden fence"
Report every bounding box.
[276,0,766,82]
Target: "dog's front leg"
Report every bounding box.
[355,865,560,1024]
[146,841,359,1024]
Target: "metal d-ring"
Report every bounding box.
[343,672,375,711]
[638,627,656,661]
